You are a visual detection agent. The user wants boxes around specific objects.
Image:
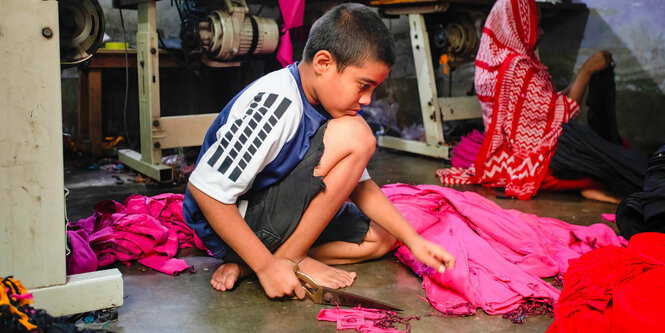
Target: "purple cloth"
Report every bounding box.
[451,130,484,168]
[66,193,207,275]
[66,229,98,275]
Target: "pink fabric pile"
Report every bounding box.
[67,193,206,275]
[383,184,625,322]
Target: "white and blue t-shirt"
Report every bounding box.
[183,63,370,258]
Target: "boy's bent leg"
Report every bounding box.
[308,221,396,265]
[274,116,376,288]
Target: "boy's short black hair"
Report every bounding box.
[303,3,395,71]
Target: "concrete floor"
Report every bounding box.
[64,148,619,332]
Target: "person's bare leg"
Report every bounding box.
[308,221,396,265]
[274,116,376,289]
[581,188,622,204]
[210,262,252,291]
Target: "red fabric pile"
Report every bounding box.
[547,232,665,332]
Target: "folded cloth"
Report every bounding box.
[550,121,648,196]
[586,67,622,146]
[611,267,665,332]
[616,144,665,239]
[547,232,665,333]
[451,130,485,168]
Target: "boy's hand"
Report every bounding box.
[406,235,455,273]
[255,256,306,299]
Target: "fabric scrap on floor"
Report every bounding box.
[601,213,616,223]
[1,277,110,333]
[67,193,206,275]
[616,144,665,240]
[383,184,625,322]
[1,277,36,331]
[546,232,665,332]
[318,307,418,333]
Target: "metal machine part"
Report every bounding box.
[198,0,279,67]
[431,12,483,66]
[370,1,487,159]
[59,0,105,66]
[1,0,123,316]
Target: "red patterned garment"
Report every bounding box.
[437,0,580,199]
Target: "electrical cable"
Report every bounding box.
[172,0,183,20]
[255,3,265,16]
[119,8,133,150]
[157,31,187,68]
[156,31,197,114]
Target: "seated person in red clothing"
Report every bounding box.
[438,0,620,203]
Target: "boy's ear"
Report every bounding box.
[312,50,335,74]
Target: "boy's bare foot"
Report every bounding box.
[581,188,621,204]
[211,262,252,291]
[298,256,356,289]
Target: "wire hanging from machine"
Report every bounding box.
[118,8,133,151]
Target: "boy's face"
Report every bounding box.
[318,60,391,118]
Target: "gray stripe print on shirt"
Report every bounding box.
[206,92,292,182]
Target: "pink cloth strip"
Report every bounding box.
[277,0,305,67]
[601,213,616,223]
[318,307,410,333]
[9,293,33,300]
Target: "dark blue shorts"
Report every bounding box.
[222,122,371,262]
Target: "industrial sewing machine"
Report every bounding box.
[110,0,488,180]
[0,0,282,316]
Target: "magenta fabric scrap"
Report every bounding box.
[66,193,206,275]
[318,307,406,333]
[450,130,485,169]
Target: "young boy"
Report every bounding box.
[184,3,455,299]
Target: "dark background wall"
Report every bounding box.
[61,0,664,157]
[540,0,665,155]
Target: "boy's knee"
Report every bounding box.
[364,223,396,259]
[326,116,376,156]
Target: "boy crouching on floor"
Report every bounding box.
[184,2,455,299]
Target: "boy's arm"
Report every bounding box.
[187,183,305,299]
[350,180,455,272]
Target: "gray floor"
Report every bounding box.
[64,148,619,332]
